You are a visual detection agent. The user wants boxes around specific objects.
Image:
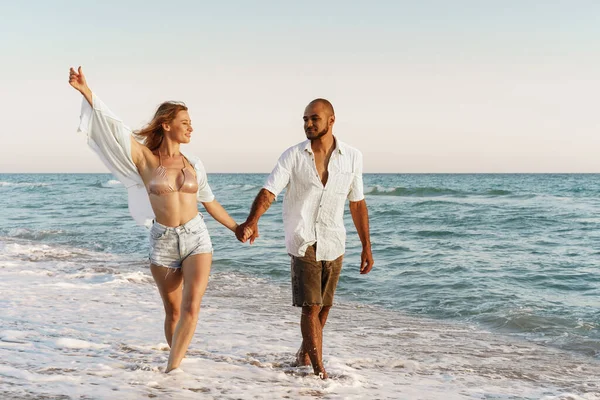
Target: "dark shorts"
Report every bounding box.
[290,244,343,307]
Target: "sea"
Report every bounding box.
[0,173,599,399]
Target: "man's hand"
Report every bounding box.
[236,189,274,244]
[360,245,374,274]
[236,221,259,244]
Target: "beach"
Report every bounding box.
[1,173,599,399]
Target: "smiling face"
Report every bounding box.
[303,100,335,141]
[163,110,193,144]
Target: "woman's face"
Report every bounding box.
[164,110,193,144]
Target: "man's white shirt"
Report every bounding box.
[263,139,365,261]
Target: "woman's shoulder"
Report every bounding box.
[182,152,206,171]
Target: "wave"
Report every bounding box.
[486,189,512,196]
[6,228,67,241]
[365,186,516,198]
[222,184,261,191]
[93,180,123,188]
[415,230,460,238]
[0,241,93,263]
[0,181,51,188]
[365,186,464,197]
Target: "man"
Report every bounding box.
[236,98,373,379]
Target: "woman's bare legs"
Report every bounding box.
[150,265,183,347]
[165,253,212,372]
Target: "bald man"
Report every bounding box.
[236,98,374,379]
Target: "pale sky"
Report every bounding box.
[1,1,599,173]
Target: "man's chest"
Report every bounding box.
[290,155,354,196]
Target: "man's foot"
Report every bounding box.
[314,367,328,380]
[293,347,311,367]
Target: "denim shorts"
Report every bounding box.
[149,213,213,269]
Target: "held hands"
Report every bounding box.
[235,221,259,244]
[360,245,374,275]
[68,66,89,94]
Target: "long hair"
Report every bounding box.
[134,101,188,151]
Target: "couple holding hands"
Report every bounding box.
[69,66,373,379]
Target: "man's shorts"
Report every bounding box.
[290,244,343,307]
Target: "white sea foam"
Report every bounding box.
[0,240,115,264]
[55,338,110,350]
[0,330,31,342]
[1,240,599,399]
[0,181,51,187]
[100,179,122,188]
[7,227,65,240]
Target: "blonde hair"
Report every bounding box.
[135,101,188,151]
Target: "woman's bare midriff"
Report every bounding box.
[149,192,199,227]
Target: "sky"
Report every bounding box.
[1,1,599,173]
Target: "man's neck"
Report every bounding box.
[310,133,335,154]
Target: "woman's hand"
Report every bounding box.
[69,66,93,105]
[69,66,88,92]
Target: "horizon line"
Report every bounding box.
[2,172,600,175]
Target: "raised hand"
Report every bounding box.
[68,66,88,93]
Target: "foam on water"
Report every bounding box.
[0,181,51,187]
[1,239,599,399]
[99,179,123,188]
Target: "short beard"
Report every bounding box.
[306,126,329,141]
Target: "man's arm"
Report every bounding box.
[236,188,276,244]
[349,199,374,274]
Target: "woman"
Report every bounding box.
[69,66,249,372]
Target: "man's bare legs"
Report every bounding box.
[298,305,331,379]
[296,305,331,367]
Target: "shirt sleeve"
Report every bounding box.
[348,150,365,202]
[194,159,215,203]
[78,93,140,183]
[263,148,294,198]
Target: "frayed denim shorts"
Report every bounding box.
[149,213,213,269]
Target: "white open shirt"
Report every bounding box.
[263,139,365,261]
[78,94,215,228]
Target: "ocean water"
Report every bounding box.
[1,173,599,399]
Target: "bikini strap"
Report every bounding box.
[158,152,163,166]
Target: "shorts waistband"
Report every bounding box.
[152,213,204,233]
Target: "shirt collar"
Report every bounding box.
[303,137,345,155]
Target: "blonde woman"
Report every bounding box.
[69,66,249,372]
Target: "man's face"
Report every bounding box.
[303,104,333,140]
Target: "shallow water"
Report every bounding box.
[1,173,599,399]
